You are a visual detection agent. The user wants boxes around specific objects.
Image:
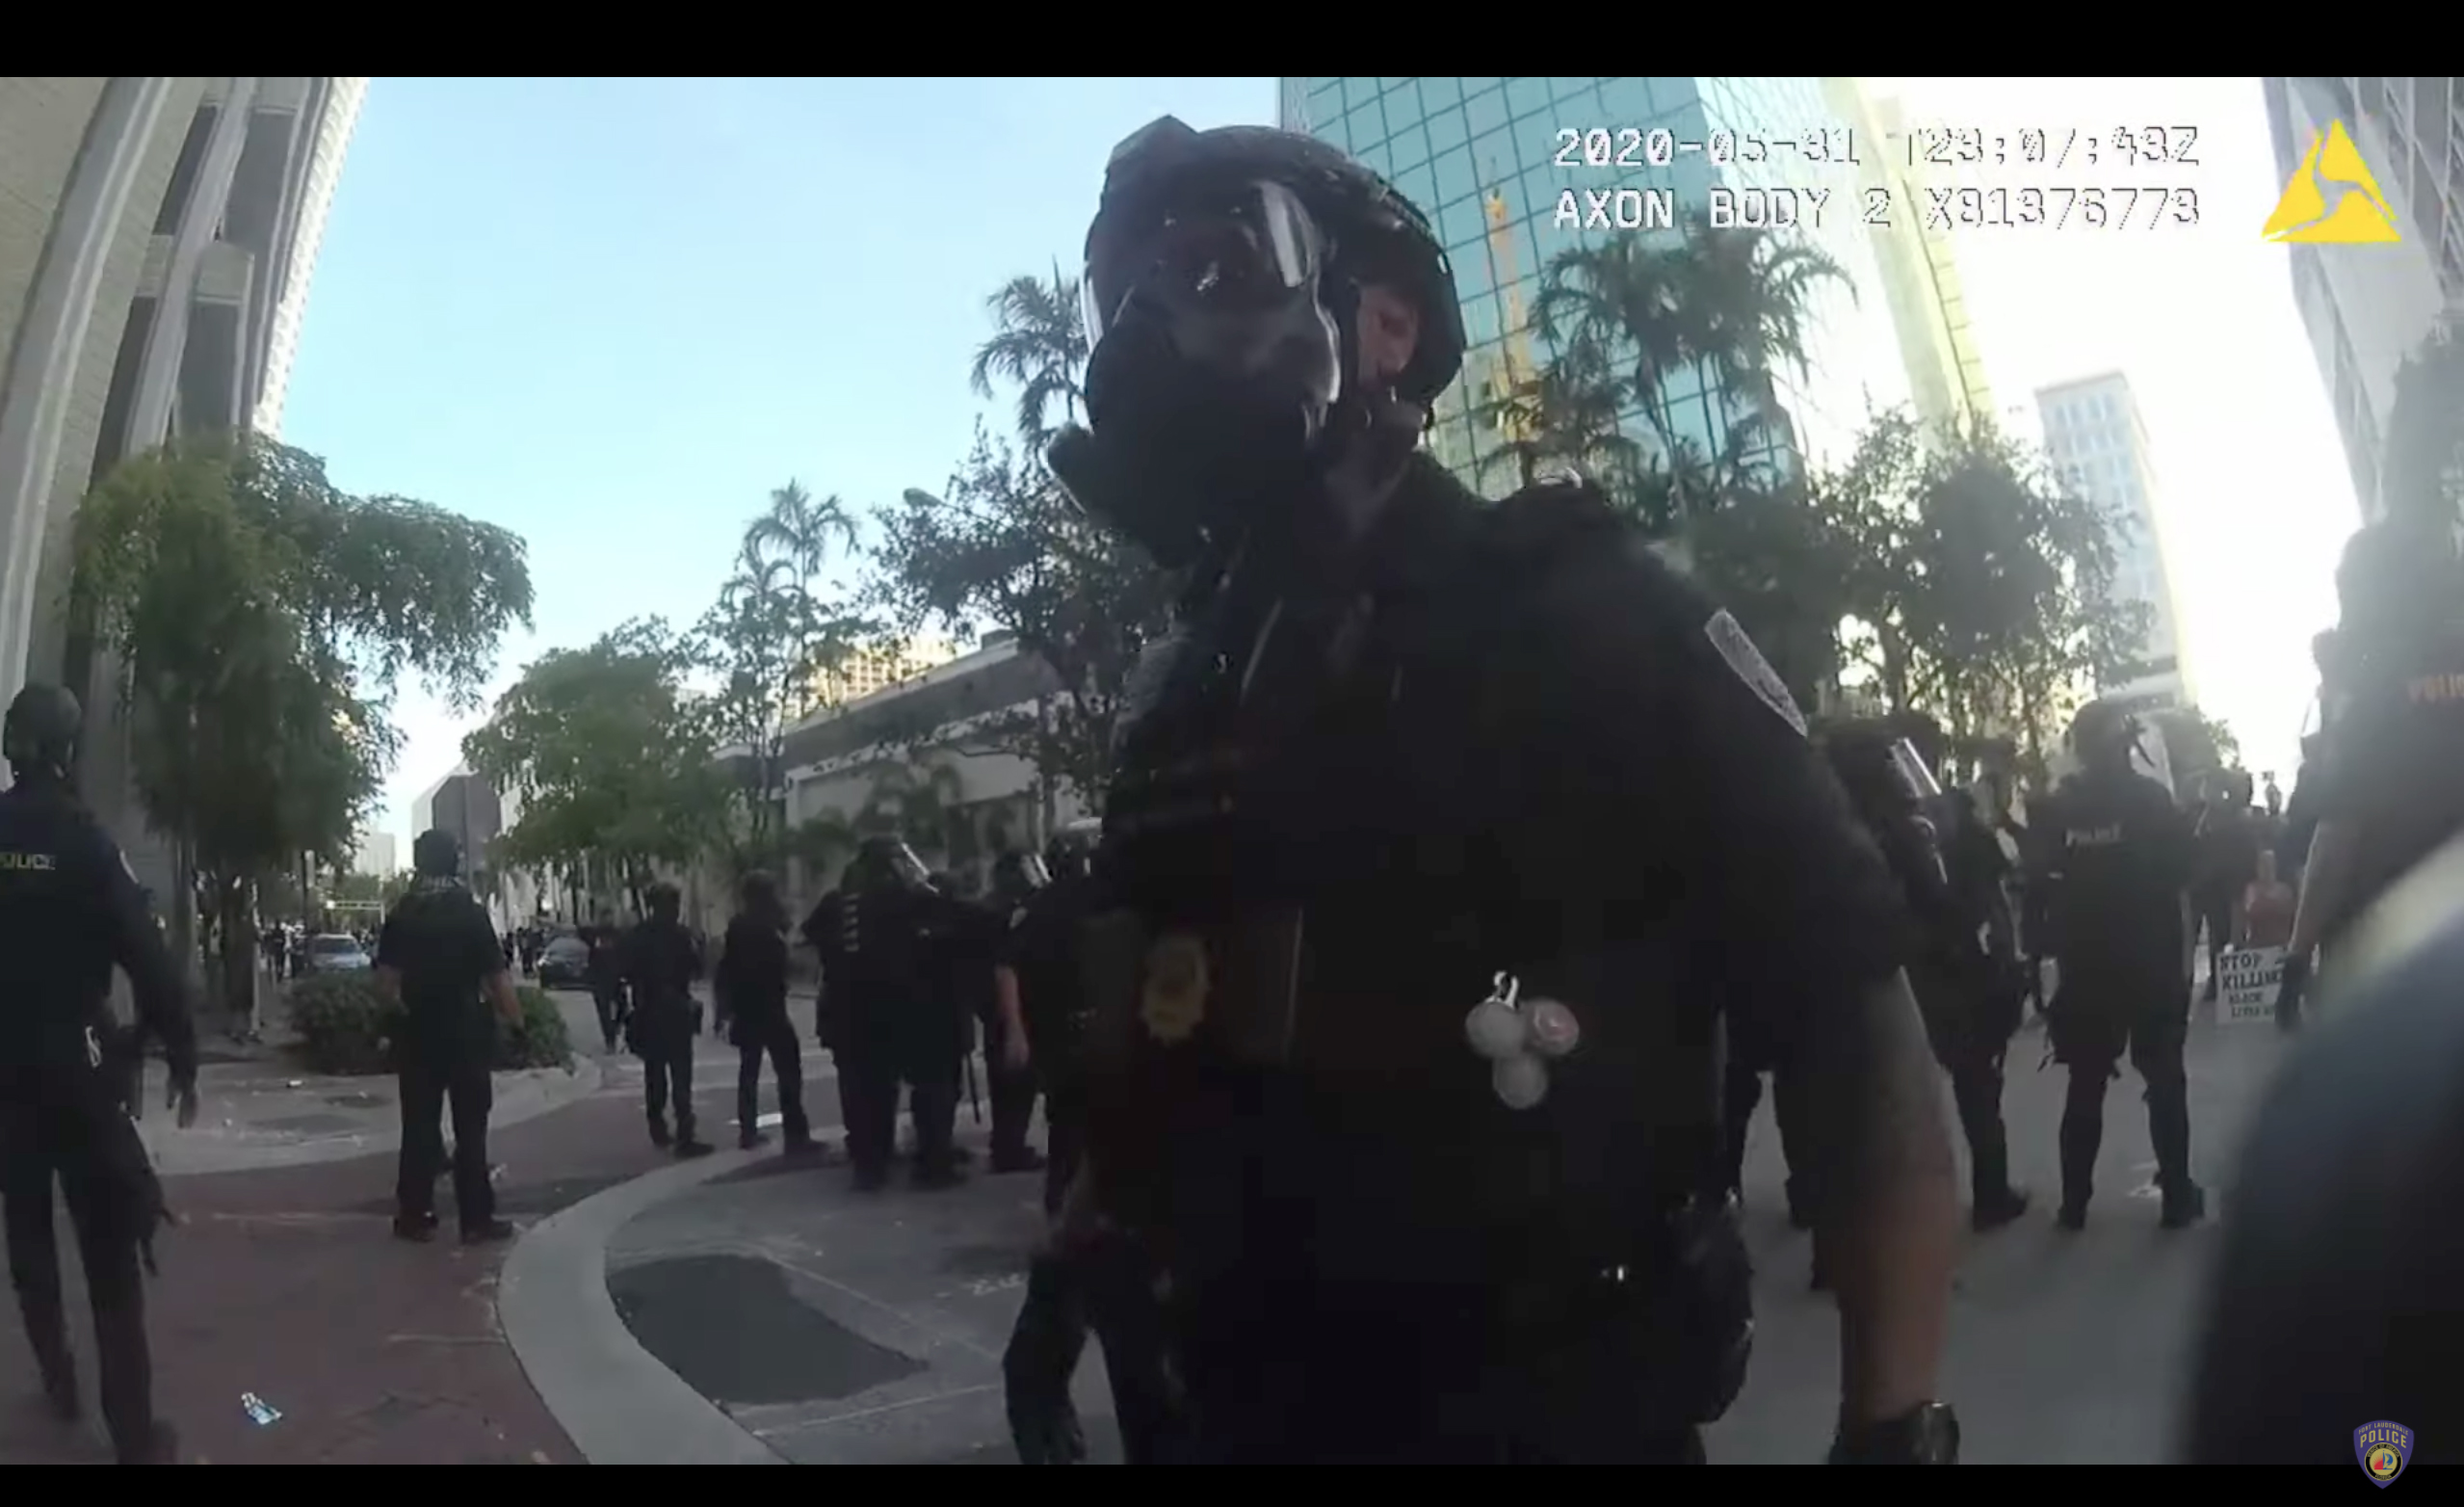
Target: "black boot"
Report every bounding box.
[462,1217,517,1246]
[2161,1180,2208,1229]
[1973,1185,2031,1232]
[647,1117,672,1150]
[392,1211,439,1243]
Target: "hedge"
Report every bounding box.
[283,973,574,1077]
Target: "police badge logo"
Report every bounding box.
[1140,932,1210,1044]
[1705,609,1807,737]
[2355,1420,2413,1487]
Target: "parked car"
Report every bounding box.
[537,931,591,988]
[301,933,371,974]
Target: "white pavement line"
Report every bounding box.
[497,1146,787,1466]
[753,1382,1002,1437]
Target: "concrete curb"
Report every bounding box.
[498,1143,787,1466]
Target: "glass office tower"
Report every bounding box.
[1276,77,1912,495]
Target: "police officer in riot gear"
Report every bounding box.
[0,683,195,1464]
[982,850,1049,1173]
[625,882,713,1159]
[1822,717,2030,1230]
[715,871,813,1154]
[1045,119,1962,1464]
[805,837,966,1190]
[1000,823,1179,1464]
[2282,516,2464,1022]
[378,828,523,1245]
[2034,700,2203,1229]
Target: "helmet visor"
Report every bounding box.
[1886,738,1943,804]
[1084,177,1328,362]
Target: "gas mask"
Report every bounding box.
[1057,173,1351,568]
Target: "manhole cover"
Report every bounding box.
[326,1092,389,1110]
[940,1243,1024,1279]
[257,1113,360,1136]
[608,1254,924,1405]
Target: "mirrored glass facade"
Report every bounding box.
[1278,77,1914,495]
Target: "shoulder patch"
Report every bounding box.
[1704,609,1807,737]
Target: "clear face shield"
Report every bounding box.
[1885,737,1944,806]
[1082,176,1344,413]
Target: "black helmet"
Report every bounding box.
[3,682,82,780]
[411,827,462,878]
[1083,119,1464,410]
[990,849,1048,902]
[1057,118,1466,565]
[852,835,931,892]
[2069,700,2140,769]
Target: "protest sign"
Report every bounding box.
[2217,945,2285,1023]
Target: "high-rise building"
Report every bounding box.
[1842,89,1994,431]
[416,769,503,877]
[2036,373,2189,711]
[351,829,397,877]
[2262,78,2462,520]
[0,77,369,895]
[809,634,958,710]
[1276,77,1915,493]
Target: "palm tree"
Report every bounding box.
[970,266,1088,451]
[1532,214,1847,472]
[745,481,859,583]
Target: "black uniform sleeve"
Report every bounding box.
[375,906,407,970]
[2186,914,2464,1461]
[1514,536,1911,1042]
[84,821,197,1087]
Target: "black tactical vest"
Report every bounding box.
[1085,471,1724,1291]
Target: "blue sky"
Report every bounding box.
[279,78,1274,850]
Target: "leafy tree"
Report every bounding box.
[462,620,726,912]
[872,270,1175,824]
[698,483,866,873]
[74,435,531,1018]
[1811,411,2150,761]
[2377,321,2464,529]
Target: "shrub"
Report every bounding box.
[502,985,575,1072]
[284,973,395,1076]
[283,974,577,1076]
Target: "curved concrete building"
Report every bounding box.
[0,76,366,883]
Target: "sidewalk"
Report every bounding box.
[0,989,833,1465]
[557,1007,2293,1466]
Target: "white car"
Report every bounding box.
[302,933,372,973]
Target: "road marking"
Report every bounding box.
[753,1382,1001,1435]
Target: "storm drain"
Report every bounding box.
[608,1253,925,1405]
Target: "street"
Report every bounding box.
[589,1000,2291,1466]
[0,979,2294,1465]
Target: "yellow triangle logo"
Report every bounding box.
[2263,119,2401,244]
